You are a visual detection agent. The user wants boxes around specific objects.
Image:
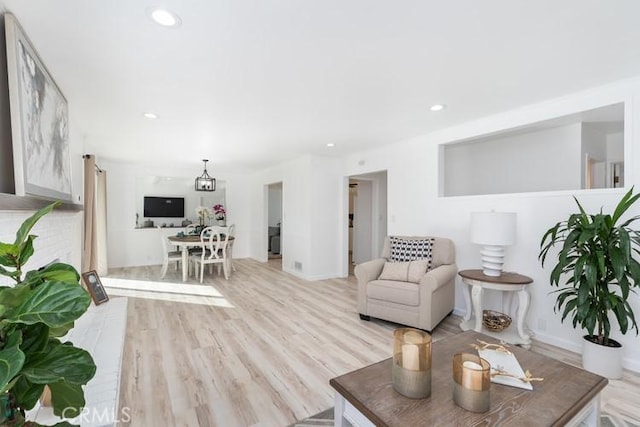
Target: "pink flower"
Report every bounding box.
[213,204,226,219]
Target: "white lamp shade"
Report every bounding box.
[470,212,517,246]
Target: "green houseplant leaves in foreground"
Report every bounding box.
[0,202,96,426]
[539,187,640,346]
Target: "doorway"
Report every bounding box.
[267,182,283,266]
[346,171,387,275]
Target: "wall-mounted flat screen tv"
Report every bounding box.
[143,196,185,218]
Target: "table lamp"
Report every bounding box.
[470,211,516,277]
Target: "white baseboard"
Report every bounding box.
[281,266,338,281]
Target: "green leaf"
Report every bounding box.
[13,202,59,248]
[17,235,35,267]
[0,242,18,267]
[0,265,21,279]
[11,375,45,410]
[613,300,629,334]
[23,263,80,289]
[0,337,26,393]
[49,381,86,418]
[0,285,31,311]
[49,321,76,338]
[22,342,96,385]
[6,281,91,328]
[20,323,50,354]
[561,298,577,321]
[577,278,590,305]
[611,187,639,225]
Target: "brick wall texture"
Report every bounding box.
[0,211,83,286]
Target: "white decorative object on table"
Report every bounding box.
[477,348,533,390]
[470,211,517,276]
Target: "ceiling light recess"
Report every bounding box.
[149,7,182,27]
[143,112,158,119]
[430,104,445,112]
[326,143,335,148]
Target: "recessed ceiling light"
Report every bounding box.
[149,8,181,27]
[430,104,445,112]
[326,143,335,148]
[143,112,158,119]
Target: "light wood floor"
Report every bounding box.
[108,259,640,427]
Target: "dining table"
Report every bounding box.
[168,234,234,282]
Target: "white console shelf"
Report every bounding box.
[27,297,128,427]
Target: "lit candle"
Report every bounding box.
[403,330,424,344]
[461,360,484,391]
[402,344,420,371]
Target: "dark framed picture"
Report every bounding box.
[81,270,109,305]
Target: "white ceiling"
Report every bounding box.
[3,0,640,171]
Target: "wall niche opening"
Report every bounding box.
[441,103,625,197]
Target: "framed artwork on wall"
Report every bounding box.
[81,270,109,305]
[4,13,73,201]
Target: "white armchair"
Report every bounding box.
[354,236,457,331]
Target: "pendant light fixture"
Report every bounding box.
[195,159,216,191]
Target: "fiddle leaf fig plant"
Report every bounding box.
[539,188,640,346]
[0,202,96,426]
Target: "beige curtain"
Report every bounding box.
[83,155,108,274]
[95,169,108,275]
[83,156,97,272]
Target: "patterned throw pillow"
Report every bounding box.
[389,237,435,269]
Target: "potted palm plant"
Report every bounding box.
[539,188,640,379]
[0,202,96,425]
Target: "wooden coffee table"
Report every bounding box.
[330,331,607,427]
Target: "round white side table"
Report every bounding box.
[458,269,533,349]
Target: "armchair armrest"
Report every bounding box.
[355,258,386,314]
[354,258,386,284]
[418,263,458,330]
[419,264,458,291]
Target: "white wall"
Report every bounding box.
[136,176,226,227]
[250,155,343,280]
[250,156,311,271]
[102,159,251,268]
[342,77,640,372]
[444,123,582,196]
[309,156,343,279]
[607,131,624,161]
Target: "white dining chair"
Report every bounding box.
[184,223,205,256]
[225,224,236,272]
[190,226,230,282]
[159,226,182,278]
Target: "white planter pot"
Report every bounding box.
[582,335,623,379]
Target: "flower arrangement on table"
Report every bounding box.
[213,204,226,221]
[195,206,212,227]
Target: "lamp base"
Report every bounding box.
[479,246,505,277]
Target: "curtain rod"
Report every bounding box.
[82,154,103,173]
